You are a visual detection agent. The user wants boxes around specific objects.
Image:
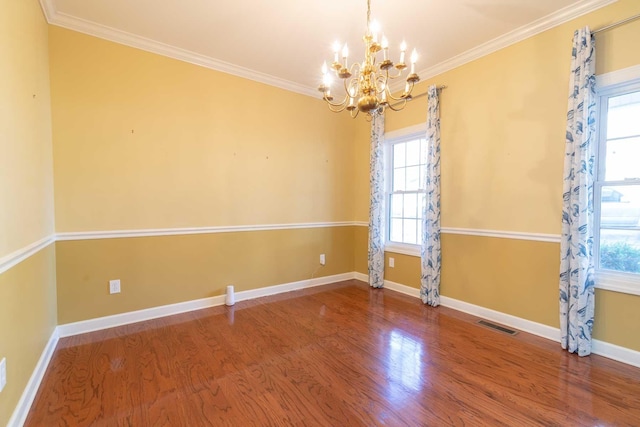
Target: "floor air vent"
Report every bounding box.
[477,320,518,335]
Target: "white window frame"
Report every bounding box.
[384,124,427,257]
[594,66,640,296]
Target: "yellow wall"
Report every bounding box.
[56,227,355,324]
[0,1,57,424]
[0,1,54,256]
[355,0,640,352]
[49,28,361,324]
[5,1,640,421]
[0,247,57,426]
[49,27,358,232]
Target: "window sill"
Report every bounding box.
[384,242,420,257]
[595,270,640,296]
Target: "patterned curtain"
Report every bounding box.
[368,110,385,288]
[560,27,596,357]
[420,85,441,306]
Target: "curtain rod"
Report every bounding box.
[389,85,447,108]
[593,13,640,34]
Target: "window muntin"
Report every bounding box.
[595,86,640,277]
[387,135,427,246]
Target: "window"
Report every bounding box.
[595,78,640,294]
[385,127,427,254]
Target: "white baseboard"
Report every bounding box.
[439,295,561,342]
[592,339,640,368]
[58,272,356,338]
[233,272,355,303]
[383,279,421,299]
[354,272,368,283]
[356,275,640,369]
[7,328,60,427]
[57,295,226,337]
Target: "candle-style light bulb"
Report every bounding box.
[410,49,418,74]
[342,43,349,67]
[400,40,407,64]
[322,61,328,75]
[333,41,341,63]
[370,20,380,42]
[323,72,332,87]
[381,36,389,60]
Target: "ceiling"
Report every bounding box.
[40,0,616,96]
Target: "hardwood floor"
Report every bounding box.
[26,280,640,426]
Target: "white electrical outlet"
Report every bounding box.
[109,279,121,294]
[389,257,395,268]
[0,358,6,392]
[320,254,326,265]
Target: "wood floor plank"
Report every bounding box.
[25,280,640,426]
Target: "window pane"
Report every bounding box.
[390,218,403,242]
[405,166,420,191]
[607,91,640,139]
[404,193,418,219]
[600,185,640,227]
[417,220,423,243]
[420,138,428,164]
[599,229,640,274]
[419,165,425,190]
[394,143,406,168]
[419,193,426,217]
[393,168,406,191]
[604,136,640,181]
[406,140,420,166]
[391,194,403,217]
[403,219,418,244]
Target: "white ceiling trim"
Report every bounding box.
[40,0,617,98]
[38,0,318,98]
[391,0,618,93]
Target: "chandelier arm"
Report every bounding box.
[385,68,406,80]
[328,105,347,113]
[385,89,408,102]
[323,94,350,109]
[385,98,407,112]
[375,74,388,94]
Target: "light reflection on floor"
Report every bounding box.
[385,329,424,403]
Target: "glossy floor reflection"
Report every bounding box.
[26,280,640,426]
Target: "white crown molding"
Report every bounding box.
[38,0,56,21]
[0,235,56,275]
[357,275,640,368]
[40,0,617,99]
[57,272,356,337]
[7,328,59,427]
[39,3,317,98]
[56,221,359,241]
[391,0,619,91]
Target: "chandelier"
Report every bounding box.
[318,0,420,118]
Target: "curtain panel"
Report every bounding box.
[368,111,385,288]
[420,85,442,306]
[560,27,597,357]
